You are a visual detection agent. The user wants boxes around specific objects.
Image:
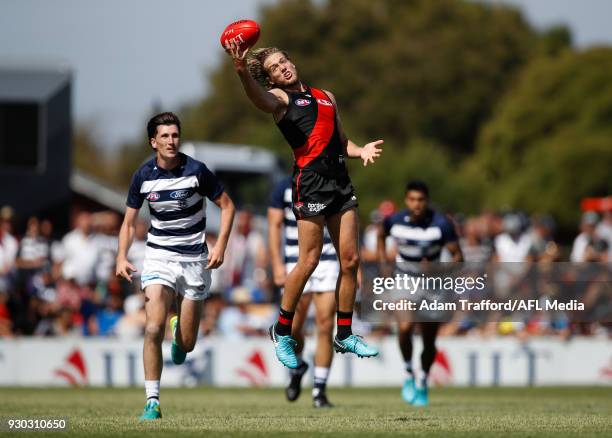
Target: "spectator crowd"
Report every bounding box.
[0,201,610,340]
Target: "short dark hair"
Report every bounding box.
[405,180,429,197]
[147,112,181,139]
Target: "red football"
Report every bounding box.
[220,19,260,50]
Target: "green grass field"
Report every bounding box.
[0,387,611,437]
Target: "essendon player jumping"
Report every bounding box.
[227,45,382,367]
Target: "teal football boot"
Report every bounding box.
[333,335,379,358]
[412,386,429,407]
[170,315,186,365]
[401,376,417,404]
[269,323,299,369]
[139,399,162,420]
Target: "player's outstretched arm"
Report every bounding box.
[116,207,139,282]
[206,192,235,269]
[325,90,383,166]
[227,44,288,115]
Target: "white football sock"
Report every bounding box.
[404,360,413,377]
[145,380,160,401]
[312,366,330,397]
[417,372,428,389]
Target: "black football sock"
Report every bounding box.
[312,366,330,397]
[275,308,294,336]
[336,311,353,340]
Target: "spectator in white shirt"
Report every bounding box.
[59,212,98,286]
[595,211,612,260]
[0,210,18,293]
[570,212,599,262]
[494,213,532,262]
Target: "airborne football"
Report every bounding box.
[0,1,611,437]
[220,19,260,50]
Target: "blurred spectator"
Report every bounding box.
[0,199,609,340]
[16,217,49,270]
[35,306,80,337]
[481,210,504,242]
[494,213,532,262]
[40,219,64,281]
[590,239,609,263]
[460,217,493,263]
[0,289,12,337]
[582,239,608,263]
[54,267,100,329]
[578,240,611,334]
[92,211,120,288]
[361,200,397,263]
[0,214,18,293]
[217,287,273,338]
[31,268,57,303]
[200,293,224,336]
[222,210,268,300]
[570,211,599,262]
[529,215,560,262]
[16,217,50,295]
[88,293,124,336]
[0,206,16,235]
[595,211,612,259]
[59,212,98,285]
[116,294,146,338]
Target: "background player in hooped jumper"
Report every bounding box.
[115,112,235,420]
[227,44,383,367]
[378,180,463,407]
[269,176,339,408]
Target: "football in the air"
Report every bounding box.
[220,19,260,50]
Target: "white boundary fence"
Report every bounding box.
[0,336,610,387]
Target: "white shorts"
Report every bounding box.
[285,260,339,294]
[141,258,211,301]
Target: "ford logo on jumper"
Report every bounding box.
[170,190,191,200]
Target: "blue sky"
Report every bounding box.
[1,0,611,150]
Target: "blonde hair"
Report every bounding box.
[248,47,291,89]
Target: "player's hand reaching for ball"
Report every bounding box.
[205,245,225,270]
[116,257,137,283]
[227,42,249,73]
[360,140,384,166]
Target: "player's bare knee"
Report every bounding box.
[316,316,334,337]
[339,252,359,274]
[144,323,165,343]
[302,253,320,274]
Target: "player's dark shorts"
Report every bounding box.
[291,167,358,219]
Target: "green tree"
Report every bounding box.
[468,48,612,230]
[112,106,163,187]
[182,0,540,154]
[179,0,553,222]
[73,125,111,182]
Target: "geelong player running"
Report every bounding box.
[227,45,382,367]
[116,112,235,420]
[269,177,338,408]
[378,181,462,407]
